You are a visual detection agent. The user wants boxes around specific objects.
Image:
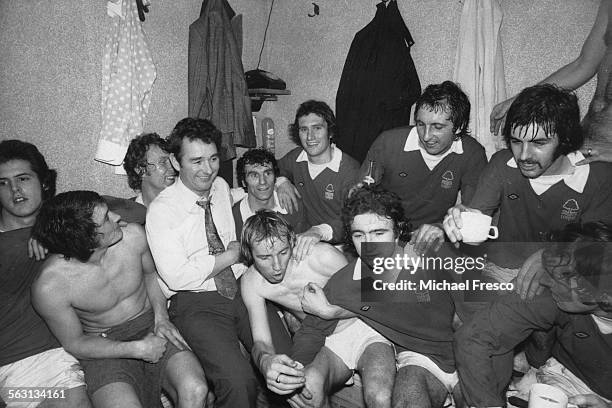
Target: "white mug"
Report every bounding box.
[528,384,568,408]
[459,212,498,245]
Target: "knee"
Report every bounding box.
[178,376,209,406]
[63,386,93,408]
[364,387,391,408]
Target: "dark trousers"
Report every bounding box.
[169,291,257,408]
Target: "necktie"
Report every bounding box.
[196,199,238,299]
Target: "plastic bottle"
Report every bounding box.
[262,117,275,153]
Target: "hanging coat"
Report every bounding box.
[453,0,507,158]
[335,0,421,163]
[188,0,256,161]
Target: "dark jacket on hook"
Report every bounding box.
[189,0,256,160]
[335,0,421,163]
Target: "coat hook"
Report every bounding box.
[308,2,319,17]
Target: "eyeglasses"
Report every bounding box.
[145,156,172,172]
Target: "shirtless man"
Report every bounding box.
[31,191,208,408]
[239,210,348,397]
[240,210,405,408]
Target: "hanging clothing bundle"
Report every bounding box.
[335,0,421,163]
[95,0,156,166]
[188,0,256,162]
[453,0,507,158]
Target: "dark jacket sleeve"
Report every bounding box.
[460,141,488,205]
[278,151,296,181]
[454,292,558,407]
[465,151,506,214]
[291,315,338,366]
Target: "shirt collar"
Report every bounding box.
[506,151,590,193]
[352,259,362,280]
[240,191,286,220]
[174,176,221,213]
[296,144,343,173]
[134,192,144,205]
[403,127,464,156]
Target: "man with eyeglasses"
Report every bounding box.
[123,133,177,207]
[455,222,612,408]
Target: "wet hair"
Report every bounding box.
[240,209,296,266]
[342,187,411,256]
[123,133,168,190]
[545,222,612,312]
[33,191,105,262]
[289,100,337,146]
[414,81,471,137]
[166,118,222,162]
[502,84,582,156]
[0,139,57,201]
[236,148,280,192]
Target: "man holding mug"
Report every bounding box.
[443,85,612,283]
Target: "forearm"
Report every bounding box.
[539,59,598,91]
[253,340,276,372]
[65,335,141,361]
[144,273,170,321]
[204,251,237,281]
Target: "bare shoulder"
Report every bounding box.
[119,223,147,251]
[307,243,348,273]
[241,265,266,304]
[33,255,71,302]
[242,265,265,290]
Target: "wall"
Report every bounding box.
[0,0,600,197]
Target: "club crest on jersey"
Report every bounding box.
[325,184,335,200]
[561,199,579,221]
[441,170,454,189]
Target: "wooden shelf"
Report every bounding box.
[249,88,291,112]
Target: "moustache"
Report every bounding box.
[518,160,542,169]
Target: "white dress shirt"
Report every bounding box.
[146,176,245,298]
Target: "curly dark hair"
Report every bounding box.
[342,187,411,256]
[289,100,337,146]
[240,209,296,266]
[502,84,582,156]
[167,118,222,162]
[123,133,168,190]
[236,148,280,192]
[414,81,471,137]
[544,222,612,312]
[33,191,105,262]
[0,139,57,201]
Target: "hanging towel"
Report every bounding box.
[188,0,255,162]
[95,0,156,166]
[335,0,421,163]
[453,0,507,158]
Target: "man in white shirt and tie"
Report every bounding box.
[146,118,257,408]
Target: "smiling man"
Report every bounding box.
[31,191,207,408]
[146,118,257,408]
[123,133,177,207]
[444,85,612,272]
[233,148,308,237]
[276,100,360,251]
[358,81,487,252]
[455,222,612,408]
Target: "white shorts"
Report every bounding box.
[324,318,393,370]
[396,350,459,393]
[0,348,85,408]
[536,357,610,402]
